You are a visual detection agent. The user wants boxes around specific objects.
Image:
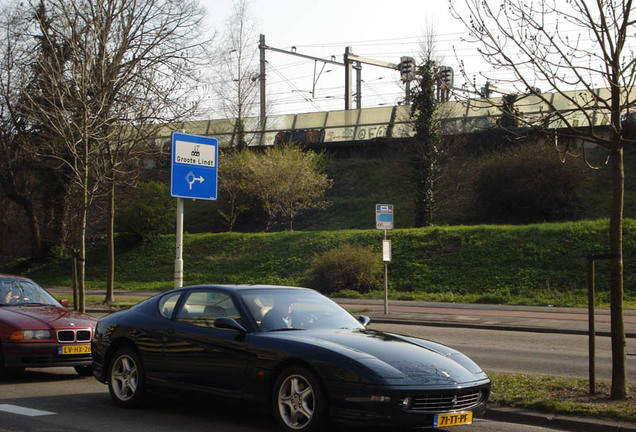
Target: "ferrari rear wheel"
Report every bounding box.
[273,366,326,432]
[108,346,146,408]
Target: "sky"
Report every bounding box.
[198,0,481,117]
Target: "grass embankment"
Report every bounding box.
[12,219,636,308]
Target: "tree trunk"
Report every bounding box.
[78,133,89,314]
[105,179,115,304]
[609,146,627,399]
[78,206,86,314]
[24,201,42,258]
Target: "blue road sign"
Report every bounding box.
[170,132,218,200]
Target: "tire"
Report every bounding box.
[272,365,326,432]
[74,365,93,376]
[108,346,146,408]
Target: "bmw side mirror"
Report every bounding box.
[60,299,69,308]
[357,315,371,327]
[214,317,247,333]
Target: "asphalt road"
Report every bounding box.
[0,368,568,432]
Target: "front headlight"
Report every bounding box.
[9,330,52,341]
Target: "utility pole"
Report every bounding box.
[344,47,353,110]
[259,34,267,125]
[355,61,362,109]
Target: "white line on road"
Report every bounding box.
[0,404,55,417]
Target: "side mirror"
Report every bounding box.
[60,299,69,308]
[357,315,371,327]
[214,317,247,333]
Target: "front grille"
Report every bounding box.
[408,391,484,412]
[57,329,92,343]
[76,330,91,341]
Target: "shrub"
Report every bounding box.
[472,144,585,223]
[306,244,381,294]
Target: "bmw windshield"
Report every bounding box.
[0,277,61,307]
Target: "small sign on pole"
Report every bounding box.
[383,239,392,262]
[376,204,393,314]
[376,204,394,230]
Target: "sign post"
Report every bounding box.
[170,132,219,288]
[376,204,394,314]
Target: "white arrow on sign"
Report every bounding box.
[185,171,205,190]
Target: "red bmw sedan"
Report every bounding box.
[0,274,97,376]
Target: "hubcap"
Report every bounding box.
[278,374,314,430]
[111,355,138,401]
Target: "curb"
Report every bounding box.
[486,407,636,432]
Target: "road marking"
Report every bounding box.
[0,404,55,417]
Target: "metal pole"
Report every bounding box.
[355,61,362,109]
[259,34,267,125]
[587,256,596,394]
[175,197,184,288]
[384,230,388,314]
[344,47,352,110]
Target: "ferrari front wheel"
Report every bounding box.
[108,346,146,408]
[273,366,326,432]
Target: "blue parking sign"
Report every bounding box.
[170,132,218,200]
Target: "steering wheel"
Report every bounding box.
[292,311,318,328]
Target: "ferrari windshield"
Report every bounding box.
[238,288,364,332]
[0,277,61,306]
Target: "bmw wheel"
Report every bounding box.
[273,366,326,432]
[108,346,146,408]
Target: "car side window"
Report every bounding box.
[175,290,241,329]
[158,292,181,319]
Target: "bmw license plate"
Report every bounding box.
[58,345,91,355]
[433,411,473,428]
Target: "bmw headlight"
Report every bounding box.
[9,330,52,340]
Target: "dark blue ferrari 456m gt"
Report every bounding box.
[92,285,490,432]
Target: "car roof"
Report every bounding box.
[0,274,32,280]
[173,284,313,293]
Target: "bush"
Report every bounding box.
[472,144,585,223]
[306,244,381,294]
[116,181,176,242]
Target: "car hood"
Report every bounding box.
[270,328,485,385]
[0,306,96,330]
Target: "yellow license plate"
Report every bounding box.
[433,411,473,428]
[59,345,91,355]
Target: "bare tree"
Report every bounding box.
[0,3,73,259]
[82,0,211,304]
[212,0,259,149]
[13,0,209,310]
[451,0,635,399]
